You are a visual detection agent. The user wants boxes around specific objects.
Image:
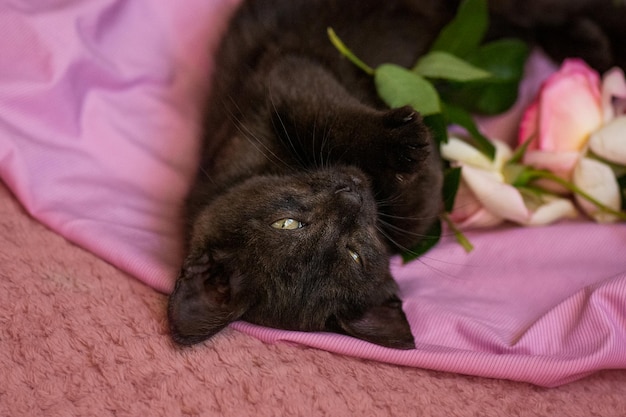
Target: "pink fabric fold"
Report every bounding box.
[1,0,625,387]
[0,0,242,292]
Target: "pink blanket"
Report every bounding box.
[2,0,625,387]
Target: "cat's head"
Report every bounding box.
[168,165,415,349]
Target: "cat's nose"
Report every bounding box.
[334,174,362,192]
[349,174,362,187]
[334,183,362,208]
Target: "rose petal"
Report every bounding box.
[573,157,621,223]
[525,197,579,226]
[456,208,504,229]
[537,61,603,152]
[441,138,512,171]
[520,59,603,153]
[449,181,481,223]
[602,67,626,122]
[461,165,530,224]
[588,116,626,165]
[450,181,504,229]
[518,100,540,149]
[523,150,580,181]
[441,137,493,170]
[491,141,514,171]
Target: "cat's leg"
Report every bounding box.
[265,55,443,252]
[349,105,444,253]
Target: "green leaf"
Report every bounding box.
[442,167,462,212]
[423,113,448,144]
[441,39,530,114]
[327,27,374,75]
[441,213,474,253]
[429,0,488,57]
[502,163,531,186]
[469,39,529,81]
[375,64,441,116]
[443,102,495,160]
[402,220,442,263]
[508,133,535,165]
[413,51,491,82]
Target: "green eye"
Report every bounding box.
[271,218,303,230]
[348,248,362,265]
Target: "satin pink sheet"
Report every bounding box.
[1,0,624,387]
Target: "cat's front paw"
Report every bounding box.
[380,106,431,176]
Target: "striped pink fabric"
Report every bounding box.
[1,0,624,387]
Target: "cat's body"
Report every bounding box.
[168,0,626,349]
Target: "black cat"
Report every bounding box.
[168,0,626,349]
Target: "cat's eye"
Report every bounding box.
[271,218,304,230]
[348,248,362,266]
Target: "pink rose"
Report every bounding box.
[519,59,603,178]
[518,60,626,222]
[519,59,602,152]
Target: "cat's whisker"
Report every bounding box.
[406,255,464,280]
[197,165,217,184]
[378,212,422,221]
[321,114,362,168]
[378,210,443,223]
[316,113,338,170]
[238,123,292,171]
[374,224,416,254]
[268,98,305,166]
[377,218,445,240]
[224,97,298,172]
[374,222,462,278]
[311,115,320,169]
[266,92,309,170]
[374,193,405,208]
[318,114,334,170]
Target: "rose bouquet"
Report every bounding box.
[329,0,626,258]
[444,59,626,229]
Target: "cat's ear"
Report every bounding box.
[167,252,247,346]
[335,295,415,350]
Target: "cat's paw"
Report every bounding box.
[380,106,431,175]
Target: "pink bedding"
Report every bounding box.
[2,0,625,387]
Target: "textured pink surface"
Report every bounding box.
[1,0,625,387]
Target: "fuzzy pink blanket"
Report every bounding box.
[1,0,625,388]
